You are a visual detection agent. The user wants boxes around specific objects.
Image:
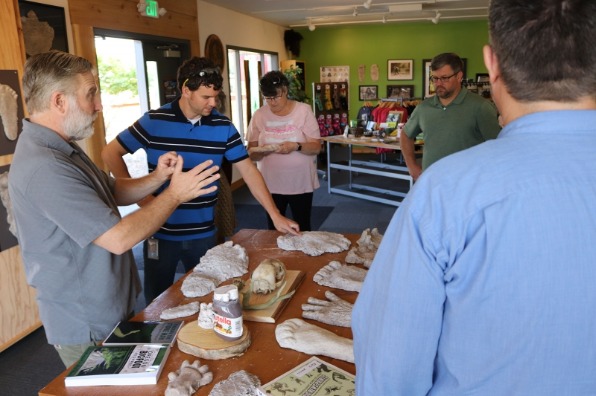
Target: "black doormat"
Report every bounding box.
[234,204,334,232]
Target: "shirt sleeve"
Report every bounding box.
[477,100,501,140]
[116,113,151,154]
[246,110,261,143]
[300,104,321,139]
[404,105,422,138]
[352,185,446,395]
[27,160,120,249]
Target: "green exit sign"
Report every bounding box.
[144,0,159,18]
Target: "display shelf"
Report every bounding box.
[322,136,415,207]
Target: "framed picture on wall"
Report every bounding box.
[476,73,490,83]
[19,0,69,57]
[422,59,435,97]
[386,85,414,99]
[423,58,468,97]
[359,85,378,101]
[387,59,413,80]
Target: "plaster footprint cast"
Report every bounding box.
[248,144,280,154]
[370,64,379,81]
[358,64,366,82]
[277,231,351,256]
[345,227,384,268]
[181,241,249,298]
[302,290,353,327]
[0,84,19,141]
[0,172,17,238]
[208,370,261,396]
[165,359,213,396]
[313,261,367,292]
[160,301,200,320]
[275,318,354,363]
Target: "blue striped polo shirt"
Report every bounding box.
[116,98,248,241]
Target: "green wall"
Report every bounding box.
[296,20,490,115]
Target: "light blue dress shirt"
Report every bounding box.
[353,110,596,395]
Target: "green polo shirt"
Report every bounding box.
[405,87,501,170]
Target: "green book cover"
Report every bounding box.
[103,320,183,346]
[258,356,355,396]
[65,344,170,387]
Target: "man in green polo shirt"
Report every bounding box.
[400,53,501,181]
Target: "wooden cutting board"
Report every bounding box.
[177,322,251,360]
[241,270,305,323]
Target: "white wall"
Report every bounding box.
[197,1,289,183]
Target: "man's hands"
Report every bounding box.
[153,151,180,183]
[164,155,220,205]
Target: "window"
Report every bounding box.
[227,47,277,139]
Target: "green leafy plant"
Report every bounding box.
[97,55,138,96]
[283,65,310,104]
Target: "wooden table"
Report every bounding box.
[39,229,359,395]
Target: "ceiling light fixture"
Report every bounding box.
[353,7,358,17]
[308,20,316,31]
[363,0,373,9]
[431,11,441,24]
[382,15,387,23]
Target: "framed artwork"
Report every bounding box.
[0,70,25,155]
[320,66,350,82]
[386,85,414,99]
[476,73,490,83]
[422,59,434,97]
[19,0,69,57]
[387,59,413,80]
[359,85,378,101]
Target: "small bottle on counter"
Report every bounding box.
[212,284,243,341]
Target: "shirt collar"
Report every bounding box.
[432,86,468,108]
[22,119,77,156]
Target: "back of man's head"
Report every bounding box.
[489,0,596,102]
[22,51,93,114]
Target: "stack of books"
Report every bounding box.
[64,320,183,387]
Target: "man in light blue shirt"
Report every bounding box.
[352,0,596,394]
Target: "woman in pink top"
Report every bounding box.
[247,71,321,231]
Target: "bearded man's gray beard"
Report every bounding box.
[64,96,97,141]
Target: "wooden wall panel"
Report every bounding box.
[67,0,201,167]
[69,0,198,41]
[0,247,40,353]
[0,0,41,353]
[0,0,201,350]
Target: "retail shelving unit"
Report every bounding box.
[322,135,416,207]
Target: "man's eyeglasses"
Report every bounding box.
[429,72,458,84]
[263,95,282,102]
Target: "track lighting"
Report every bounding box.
[353,7,358,17]
[431,11,441,24]
[363,0,372,9]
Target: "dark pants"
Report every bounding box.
[143,235,216,304]
[267,192,314,232]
